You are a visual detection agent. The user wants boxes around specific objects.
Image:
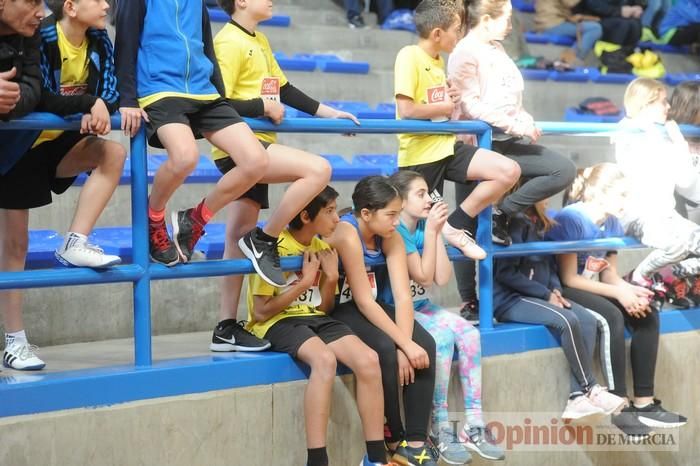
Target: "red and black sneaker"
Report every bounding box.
[171,208,205,263]
[148,218,180,266]
[460,299,480,325]
[666,278,695,309]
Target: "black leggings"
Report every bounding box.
[562,287,660,398]
[332,301,436,442]
[601,17,642,47]
[669,24,700,46]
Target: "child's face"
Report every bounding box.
[244,0,274,21]
[435,15,463,54]
[645,89,670,124]
[68,0,110,30]
[601,182,629,218]
[484,1,512,41]
[403,178,432,220]
[0,0,44,37]
[310,200,340,238]
[364,197,403,238]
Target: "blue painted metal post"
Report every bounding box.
[130,126,152,366]
[476,129,495,330]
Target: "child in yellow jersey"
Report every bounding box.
[0,0,126,371]
[395,0,520,260]
[247,187,391,466]
[209,0,359,354]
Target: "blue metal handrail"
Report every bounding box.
[0,114,694,367]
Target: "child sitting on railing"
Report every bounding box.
[546,163,687,439]
[494,196,625,423]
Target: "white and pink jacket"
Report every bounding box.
[447,33,535,140]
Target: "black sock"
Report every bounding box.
[307,447,328,466]
[255,226,277,243]
[217,319,236,330]
[366,440,386,463]
[447,207,475,231]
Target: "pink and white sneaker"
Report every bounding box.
[587,384,626,415]
[562,395,605,421]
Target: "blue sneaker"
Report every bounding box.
[432,425,471,465]
[460,426,505,461]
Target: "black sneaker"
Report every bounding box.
[148,218,180,266]
[392,440,438,466]
[210,320,271,352]
[460,300,479,325]
[171,209,206,263]
[492,209,512,246]
[633,399,687,428]
[238,228,285,287]
[611,406,654,440]
[348,14,366,29]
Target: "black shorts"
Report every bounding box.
[144,97,244,149]
[214,139,272,209]
[0,131,91,210]
[400,141,478,195]
[264,315,355,357]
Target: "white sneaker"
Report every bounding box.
[3,341,45,371]
[55,232,121,268]
[562,395,605,421]
[587,384,626,415]
[442,222,486,260]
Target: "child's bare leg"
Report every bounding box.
[150,124,201,211]
[256,145,331,237]
[55,138,126,235]
[0,209,29,333]
[462,148,520,217]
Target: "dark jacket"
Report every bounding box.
[0,31,42,175]
[493,213,563,318]
[37,15,119,115]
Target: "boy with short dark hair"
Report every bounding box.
[247,186,392,466]
[394,0,520,260]
[0,0,126,370]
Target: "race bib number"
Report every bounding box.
[261,77,280,102]
[583,255,610,280]
[339,271,377,304]
[287,270,322,308]
[409,280,428,302]
[426,85,448,122]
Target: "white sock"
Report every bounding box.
[5,329,27,347]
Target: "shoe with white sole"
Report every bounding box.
[442,223,486,260]
[55,232,121,268]
[3,340,45,371]
[587,384,626,415]
[561,394,605,421]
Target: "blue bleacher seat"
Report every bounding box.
[294,54,370,75]
[665,72,700,86]
[521,69,550,81]
[512,0,535,13]
[356,103,396,119]
[207,8,290,27]
[89,227,136,263]
[26,230,63,269]
[564,107,623,123]
[195,223,227,260]
[591,72,635,84]
[549,69,591,82]
[273,52,317,72]
[352,154,397,176]
[322,154,381,180]
[523,32,550,44]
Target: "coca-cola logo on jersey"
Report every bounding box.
[426,85,445,103]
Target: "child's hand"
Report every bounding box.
[436,100,455,119]
[446,80,461,105]
[318,248,339,281]
[552,289,571,308]
[89,98,111,135]
[402,340,430,369]
[331,109,360,126]
[525,126,542,143]
[426,201,448,232]
[80,113,93,134]
[119,107,149,137]
[397,349,415,386]
[263,99,285,125]
[301,250,321,286]
[548,292,564,308]
[0,68,19,114]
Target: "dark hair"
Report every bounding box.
[669,81,700,126]
[217,0,236,15]
[352,176,401,214]
[289,185,339,230]
[388,170,425,199]
[45,0,67,20]
[414,0,462,38]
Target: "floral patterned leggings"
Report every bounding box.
[413,301,484,430]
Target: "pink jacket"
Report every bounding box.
[447,33,535,138]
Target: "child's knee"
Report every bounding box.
[101,142,127,172]
[310,157,332,184]
[500,159,521,186]
[355,348,381,380]
[169,147,200,175]
[312,349,338,381]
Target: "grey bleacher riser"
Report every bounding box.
[275,5,379,27]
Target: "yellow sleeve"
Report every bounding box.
[394,47,419,101]
[248,273,276,298]
[262,35,288,86]
[214,30,244,99]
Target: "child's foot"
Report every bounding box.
[491,209,512,246]
[442,223,486,260]
[55,232,121,268]
[238,228,285,287]
[561,394,605,421]
[611,406,654,440]
[586,384,626,415]
[209,320,271,352]
[392,440,439,466]
[641,27,657,43]
[666,278,695,309]
[172,208,206,263]
[633,399,688,428]
[4,340,45,371]
[460,425,505,461]
[431,425,472,465]
[460,299,480,325]
[148,217,180,266]
[348,14,366,29]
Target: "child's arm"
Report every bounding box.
[395,94,453,120]
[434,233,452,286]
[3,33,42,119]
[383,232,416,340]
[252,251,320,323]
[317,249,340,313]
[405,202,449,287]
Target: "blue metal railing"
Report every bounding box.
[1,114,698,367]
